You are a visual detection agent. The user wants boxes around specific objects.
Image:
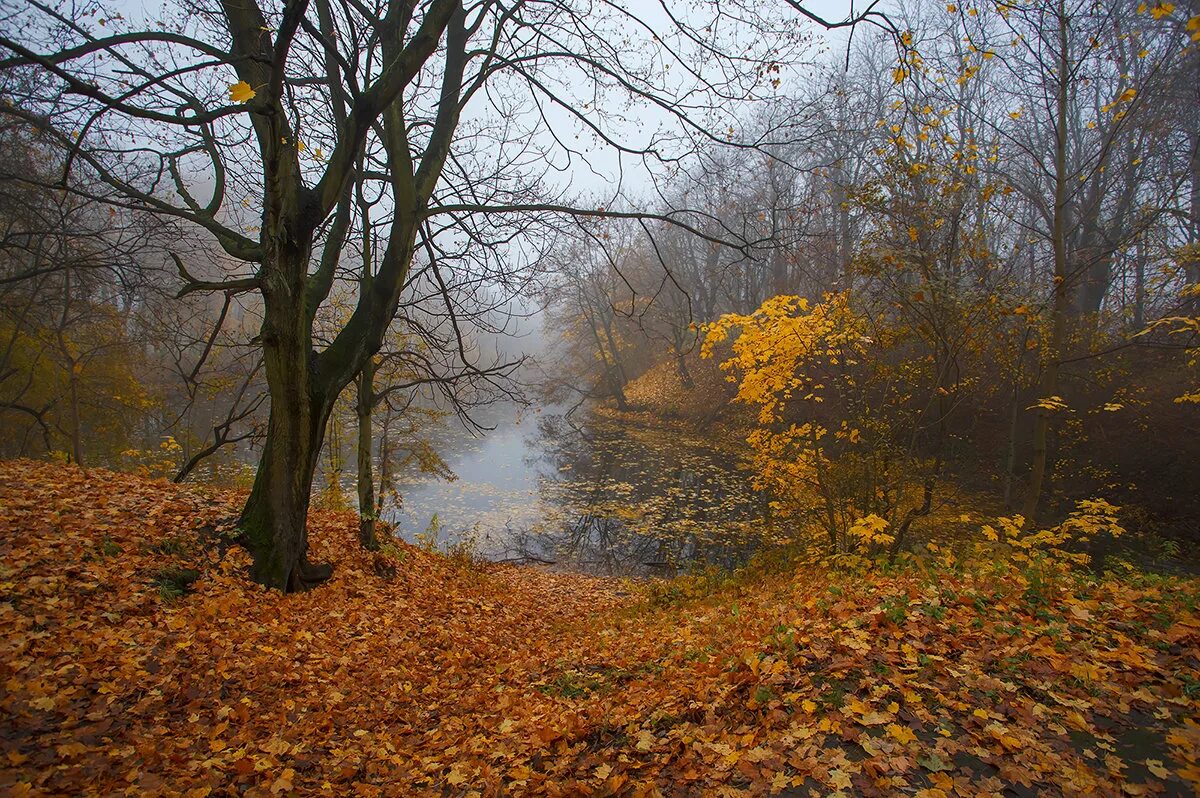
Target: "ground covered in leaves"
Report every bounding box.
[1,461,1198,797]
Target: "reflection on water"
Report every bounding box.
[386,405,773,575]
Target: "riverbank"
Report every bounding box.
[2,459,1199,796]
[620,348,744,429]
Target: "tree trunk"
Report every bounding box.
[238,253,336,591]
[1024,277,1070,525]
[675,354,694,389]
[674,344,694,388]
[1002,380,1022,511]
[58,270,84,467]
[67,363,83,467]
[607,366,631,411]
[1022,3,1072,525]
[599,312,628,385]
[356,358,378,550]
[1133,240,1146,330]
[239,396,335,591]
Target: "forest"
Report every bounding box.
[1,0,1199,795]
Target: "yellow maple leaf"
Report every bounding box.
[229,80,256,103]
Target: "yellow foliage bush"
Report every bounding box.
[703,292,934,555]
[981,497,1125,567]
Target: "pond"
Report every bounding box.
[385,405,774,576]
[360,404,1198,577]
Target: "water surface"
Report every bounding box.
[387,405,770,575]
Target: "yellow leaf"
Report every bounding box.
[858,711,892,725]
[887,723,918,745]
[1146,759,1170,779]
[269,768,295,794]
[229,80,256,103]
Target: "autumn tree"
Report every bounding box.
[0,132,165,464]
[539,228,639,411]
[943,0,1197,521]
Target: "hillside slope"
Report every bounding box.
[1,461,1198,796]
[622,350,740,425]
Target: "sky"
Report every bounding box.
[103,0,867,203]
